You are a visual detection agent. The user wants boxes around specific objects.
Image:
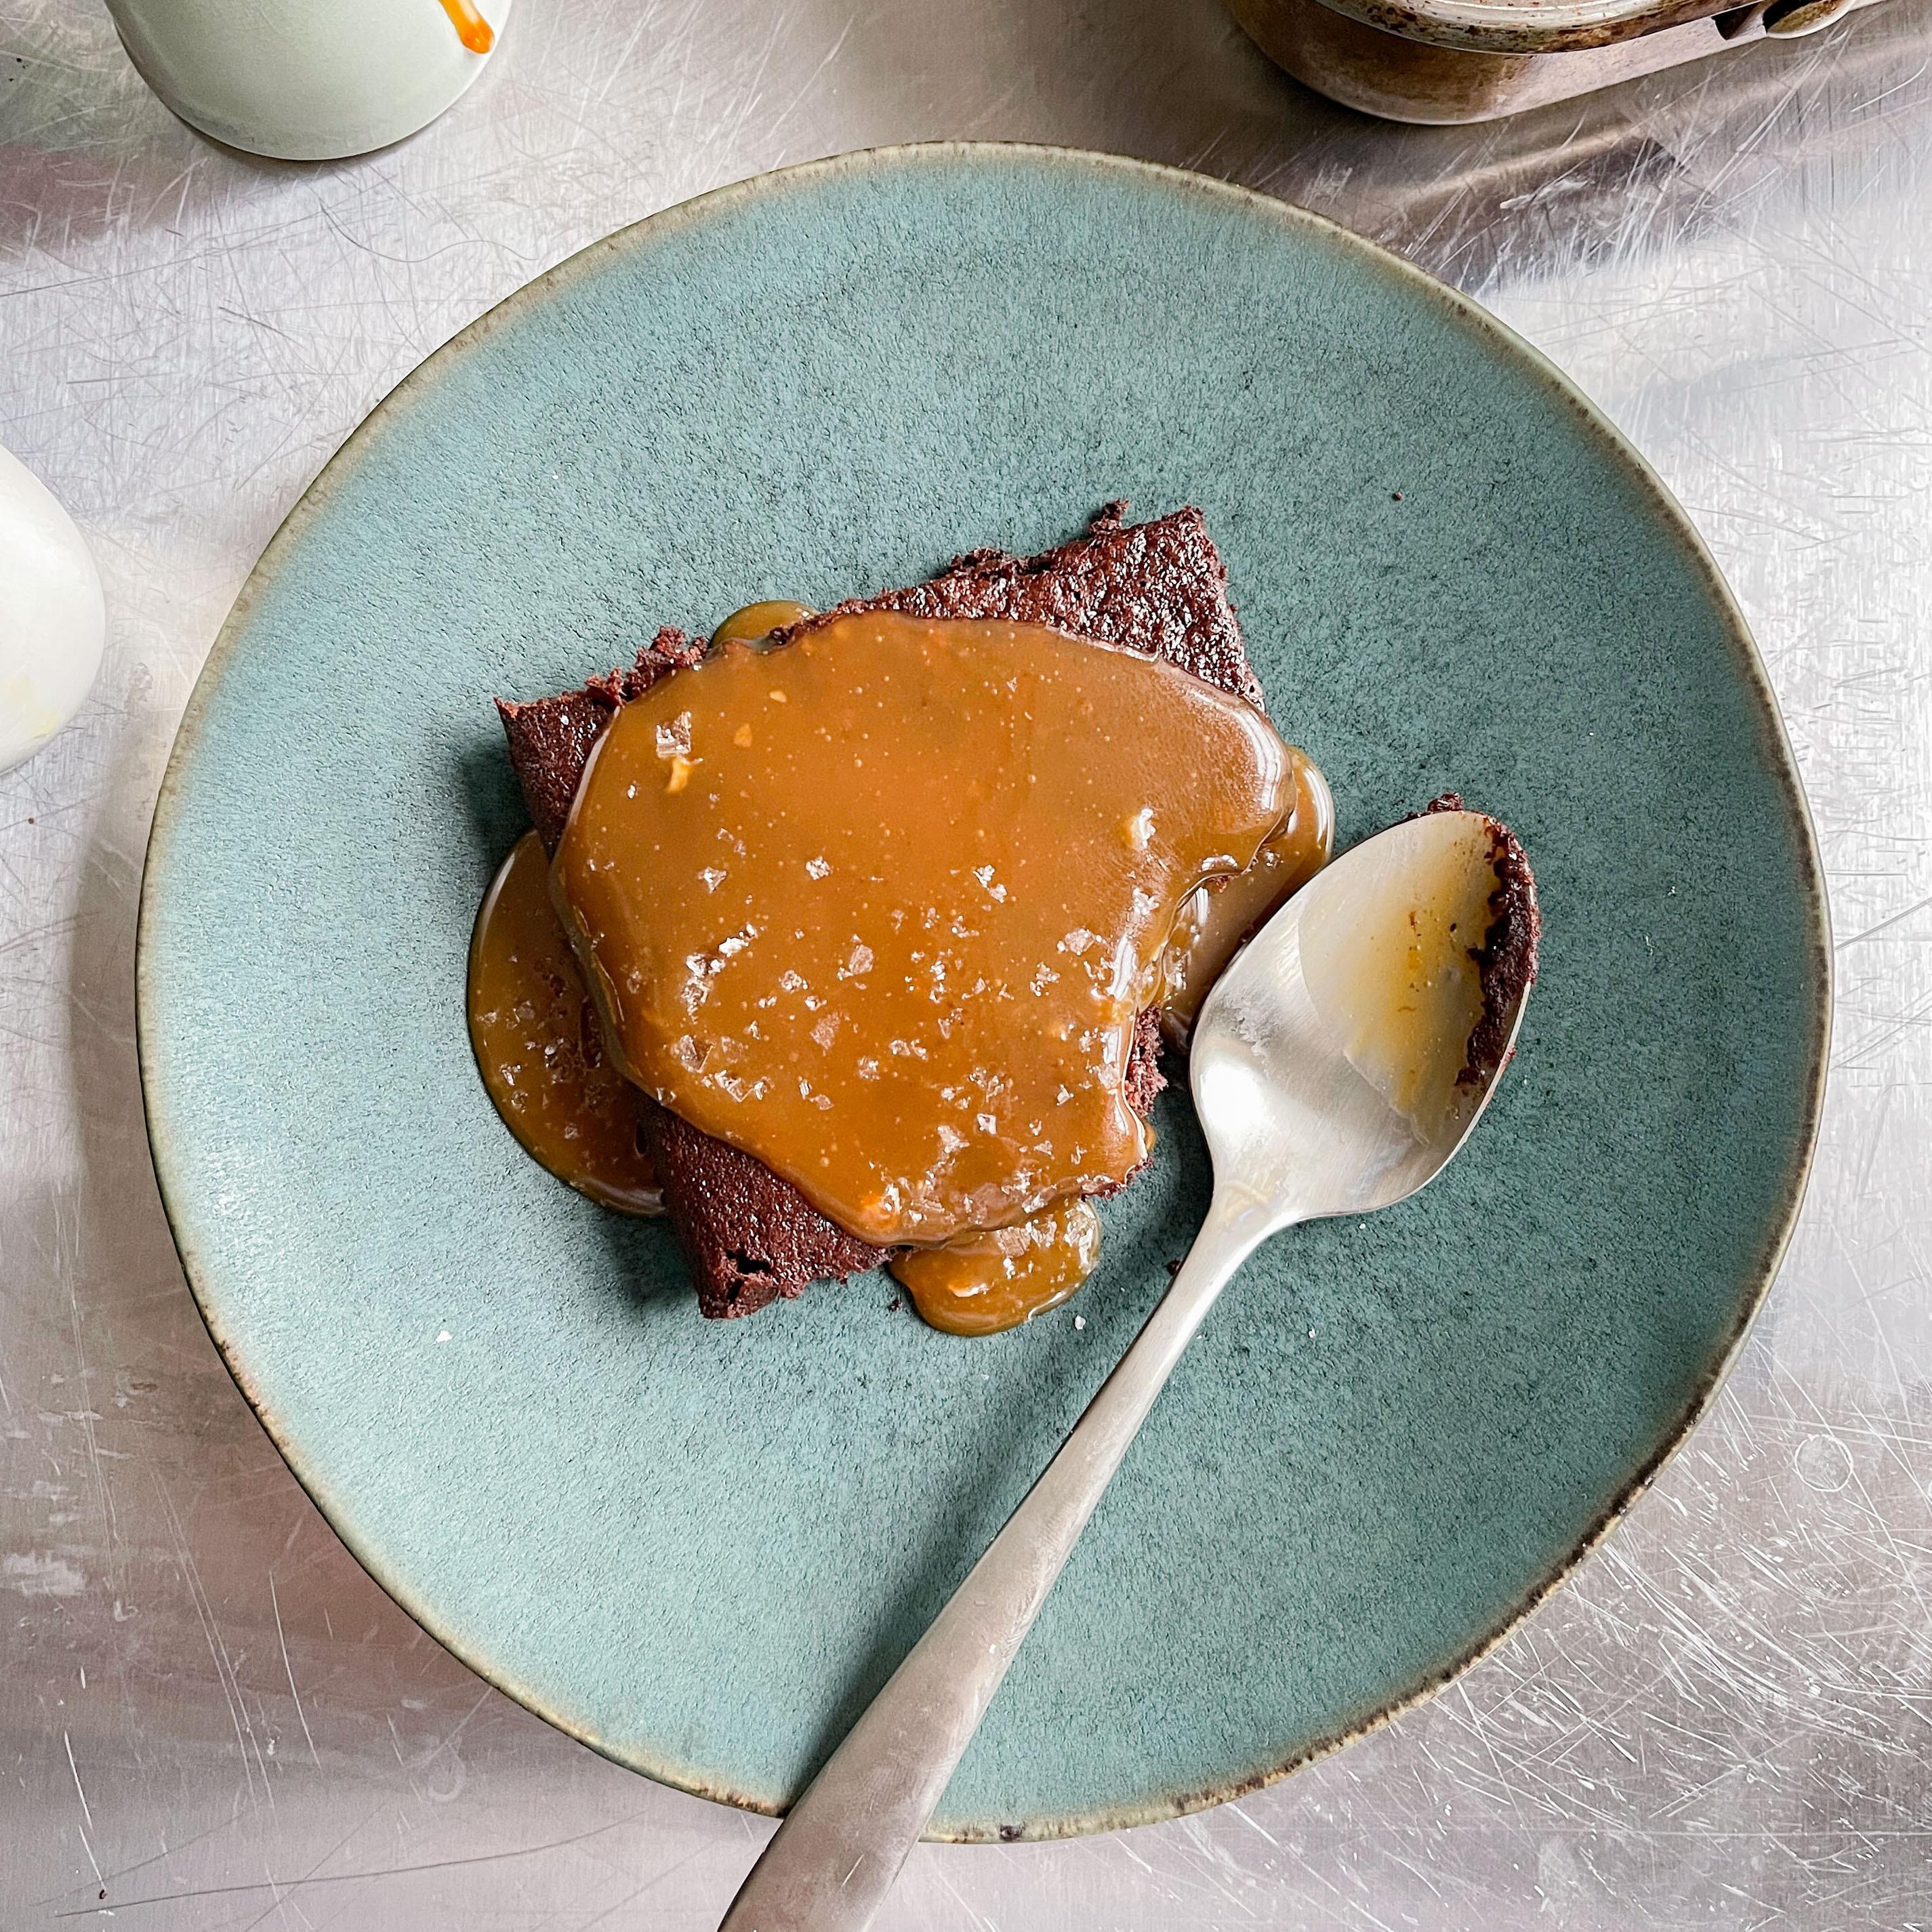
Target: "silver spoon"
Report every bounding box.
[719,806,1539,1932]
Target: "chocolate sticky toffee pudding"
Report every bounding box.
[478,504,1338,1330]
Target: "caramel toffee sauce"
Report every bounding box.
[481,609,1332,1332]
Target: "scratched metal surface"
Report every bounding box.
[3,0,1929,1923]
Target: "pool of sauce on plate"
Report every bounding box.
[468,830,661,1214]
[890,1197,1101,1336]
[552,609,1307,1252]
[438,0,495,54]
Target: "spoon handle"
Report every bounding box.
[717,1193,1270,1932]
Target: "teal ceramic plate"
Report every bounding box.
[138,146,1828,1840]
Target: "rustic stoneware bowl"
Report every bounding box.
[138,145,1828,1840]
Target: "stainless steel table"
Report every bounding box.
[5,1,1929,1924]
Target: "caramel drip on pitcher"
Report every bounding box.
[438,0,495,55]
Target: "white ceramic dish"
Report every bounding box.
[0,446,106,777]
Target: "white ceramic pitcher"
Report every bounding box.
[105,0,514,160]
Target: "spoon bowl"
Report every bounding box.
[1195,806,1536,1232]
[720,804,1539,1932]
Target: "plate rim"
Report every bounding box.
[136,140,1834,1842]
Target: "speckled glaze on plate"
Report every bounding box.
[136,144,1828,1841]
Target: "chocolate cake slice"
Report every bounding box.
[497,503,1265,1317]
